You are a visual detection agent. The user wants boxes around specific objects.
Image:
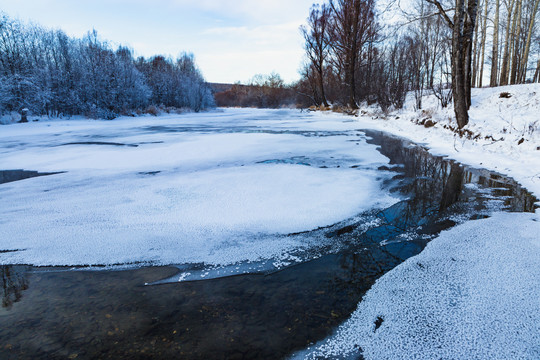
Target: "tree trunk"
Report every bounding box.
[428,0,478,129]
[348,1,360,110]
[472,5,480,88]
[452,0,478,128]
[318,69,329,107]
[500,0,516,86]
[519,0,540,83]
[534,59,540,83]
[478,0,488,87]
[490,0,500,87]
[500,0,517,85]
[509,0,522,85]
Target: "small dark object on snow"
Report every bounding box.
[18,108,29,123]
[374,316,384,332]
[424,119,436,128]
[470,214,489,220]
[499,92,512,98]
[518,138,525,145]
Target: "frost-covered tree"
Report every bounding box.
[135,53,214,111]
[0,13,214,119]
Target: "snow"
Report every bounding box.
[296,212,540,359]
[300,84,540,204]
[292,83,540,359]
[0,109,396,266]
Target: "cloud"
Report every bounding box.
[197,48,305,84]
[196,20,305,83]
[170,0,315,24]
[203,21,301,45]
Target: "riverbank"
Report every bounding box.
[334,83,540,200]
[300,83,540,359]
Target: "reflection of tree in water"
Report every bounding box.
[366,130,537,229]
[355,131,536,260]
[1,266,29,309]
[326,131,537,293]
[474,172,537,213]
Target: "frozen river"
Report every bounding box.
[0,108,399,270]
[0,108,537,359]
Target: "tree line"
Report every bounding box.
[0,13,214,120]
[213,73,297,108]
[299,0,540,128]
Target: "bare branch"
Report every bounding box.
[426,0,454,28]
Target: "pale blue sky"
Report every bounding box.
[1,0,317,83]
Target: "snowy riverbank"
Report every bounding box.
[298,84,540,359]
[346,83,540,199]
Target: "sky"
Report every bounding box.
[0,0,317,84]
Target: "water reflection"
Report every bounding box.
[0,170,64,185]
[365,129,536,214]
[1,265,29,309]
[357,130,537,262]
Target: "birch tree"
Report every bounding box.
[490,0,500,86]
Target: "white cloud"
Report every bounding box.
[170,0,315,24]
[195,20,305,83]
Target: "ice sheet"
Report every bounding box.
[0,109,396,266]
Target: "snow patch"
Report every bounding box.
[297,212,540,359]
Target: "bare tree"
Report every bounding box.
[427,0,479,129]
[328,0,377,109]
[490,0,500,86]
[477,0,489,87]
[509,0,523,84]
[518,0,540,82]
[301,4,332,107]
[534,59,540,82]
[500,0,517,85]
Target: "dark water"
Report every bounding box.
[0,170,64,185]
[0,131,536,360]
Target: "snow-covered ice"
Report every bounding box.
[295,212,540,359]
[0,109,396,266]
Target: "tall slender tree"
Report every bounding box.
[427,0,479,128]
[477,0,489,87]
[301,4,332,107]
[518,0,540,82]
[490,0,500,86]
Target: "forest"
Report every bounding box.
[0,13,215,120]
[297,0,540,127]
